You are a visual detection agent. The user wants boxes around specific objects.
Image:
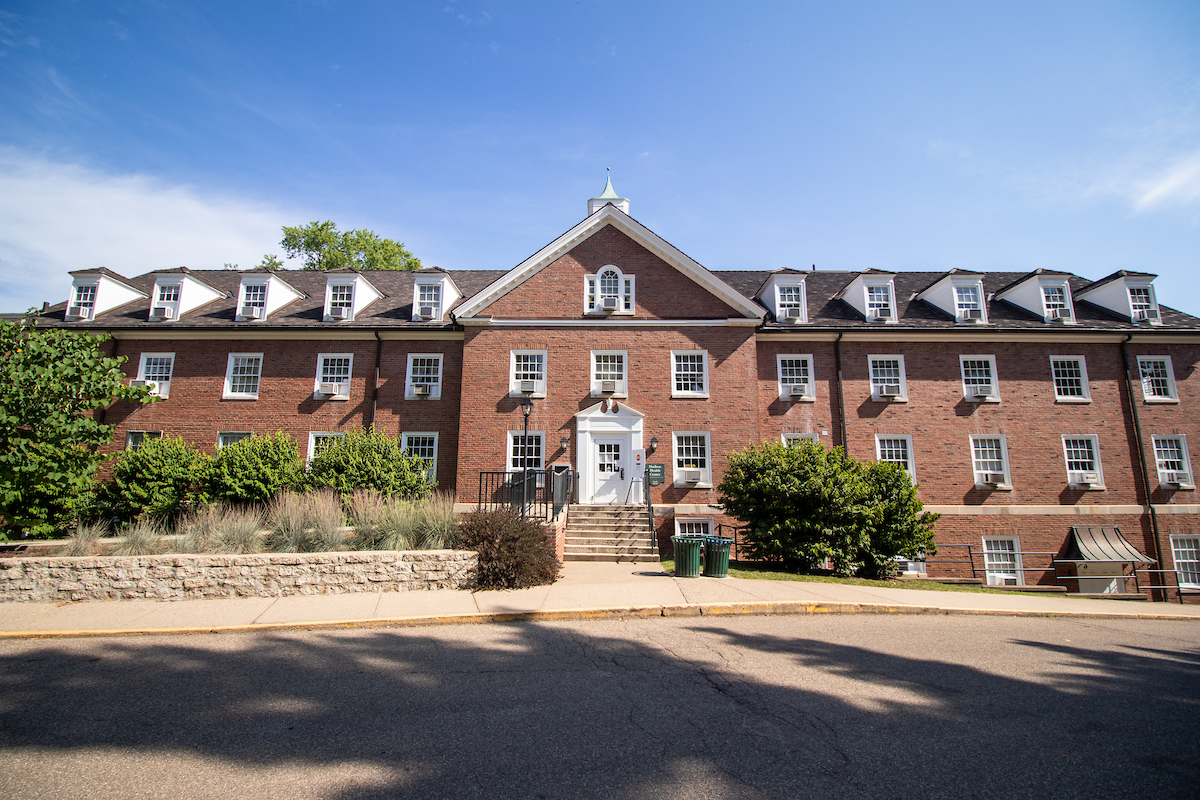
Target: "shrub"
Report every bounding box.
[456,508,559,590]
[207,432,304,505]
[111,518,166,556]
[307,427,431,499]
[718,440,938,578]
[102,436,210,524]
[265,490,347,552]
[61,520,109,556]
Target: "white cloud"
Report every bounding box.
[1130,150,1200,211]
[0,148,305,312]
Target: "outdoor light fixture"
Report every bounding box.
[649,436,659,453]
[560,435,570,450]
[520,397,533,516]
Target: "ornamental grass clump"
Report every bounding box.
[177,504,264,554]
[414,492,457,550]
[111,519,166,557]
[265,491,347,552]
[61,521,109,557]
[456,508,559,590]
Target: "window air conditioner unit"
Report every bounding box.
[1079,472,1100,486]
[789,384,810,398]
[419,305,437,320]
[240,305,263,320]
[129,379,153,389]
[1134,309,1159,322]
[963,308,983,321]
[873,307,892,320]
[1165,472,1190,486]
[600,380,617,394]
[969,384,996,400]
[1050,308,1071,321]
[518,380,537,395]
[983,472,1006,486]
[600,296,619,311]
[412,384,431,397]
[150,306,174,321]
[317,382,341,397]
[682,469,702,483]
[329,306,350,320]
[783,307,803,321]
[67,306,88,320]
[878,384,902,398]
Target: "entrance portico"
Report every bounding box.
[574,401,644,505]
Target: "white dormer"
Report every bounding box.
[147,270,226,322]
[1076,271,1161,325]
[993,270,1076,324]
[411,272,461,322]
[236,272,305,322]
[915,271,988,324]
[588,176,631,216]
[757,271,808,324]
[323,272,382,322]
[65,269,148,321]
[837,271,898,323]
[584,264,635,315]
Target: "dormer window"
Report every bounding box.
[777,284,806,323]
[417,283,442,320]
[1041,284,1073,322]
[866,284,893,321]
[1129,285,1160,323]
[585,265,634,315]
[69,284,97,320]
[954,284,985,323]
[327,283,355,321]
[151,283,181,321]
[238,283,268,320]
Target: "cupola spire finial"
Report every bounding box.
[589,169,629,214]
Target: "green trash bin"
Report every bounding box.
[703,536,733,578]
[671,535,703,578]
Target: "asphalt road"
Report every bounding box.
[1,614,1197,799]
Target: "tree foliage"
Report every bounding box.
[307,428,432,498]
[102,436,211,524]
[0,319,155,539]
[260,221,421,271]
[206,432,304,506]
[718,441,938,579]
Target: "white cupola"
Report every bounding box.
[588,175,630,215]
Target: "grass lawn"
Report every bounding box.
[658,559,1021,595]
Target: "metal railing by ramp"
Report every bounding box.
[477,469,574,520]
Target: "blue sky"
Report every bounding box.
[2,1,1199,314]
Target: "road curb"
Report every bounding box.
[1,598,1197,640]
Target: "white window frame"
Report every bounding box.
[777,354,815,401]
[154,281,182,318]
[313,353,353,400]
[402,431,439,482]
[875,434,915,478]
[137,352,175,399]
[1127,283,1160,324]
[125,430,163,450]
[325,282,356,321]
[507,430,545,472]
[675,518,714,537]
[237,281,269,321]
[953,281,987,324]
[1050,356,1091,403]
[1137,356,1178,403]
[864,280,896,322]
[672,431,712,488]
[982,536,1024,586]
[782,432,821,447]
[584,264,635,315]
[1153,435,1195,489]
[509,350,547,397]
[307,431,345,461]
[405,353,443,400]
[868,354,908,402]
[70,282,98,319]
[1171,535,1200,589]
[590,350,628,397]
[958,355,999,403]
[1040,282,1074,323]
[414,281,444,321]
[671,350,710,398]
[776,283,807,323]
[970,434,1012,489]
[1061,434,1105,489]
[223,352,263,400]
[217,431,253,449]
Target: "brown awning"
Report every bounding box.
[1059,526,1155,564]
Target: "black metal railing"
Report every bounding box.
[477,469,574,520]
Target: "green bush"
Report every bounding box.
[307,427,431,498]
[207,432,304,505]
[456,508,559,590]
[718,440,938,578]
[102,436,210,524]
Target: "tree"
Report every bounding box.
[307,427,432,498]
[0,319,156,539]
[717,440,938,579]
[259,221,422,271]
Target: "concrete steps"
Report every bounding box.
[563,504,657,563]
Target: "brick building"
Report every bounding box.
[36,182,1200,599]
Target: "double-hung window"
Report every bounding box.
[125,430,163,450]
[315,353,353,400]
[777,284,805,322]
[869,355,907,402]
[1138,356,1178,402]
[1062,435,1103,488]
[327,283,355,321]
[1153,435,1194,488]
[875,435,915,478]
[954,284,984,322]
[217,432,252,449]
[971,435,1011,488]
[671,351,709,398]
[308,431,345,460]
[591,351,627,396]
[155,283,181,317]
[402,432,439,481]
[1172,536,1200,589]
[71,284,97,319]
[585,266,634,314]
[510,350,547,397]
[239,282,268,320]
[959,355,998,402]
[416,283,442,319]
[983,537,1023,586]
[1050,357,1090,402]
[224,353,263,399]
[1041,285,1072,321]
[673,432,712,487]
[777,355,814,401]
[137,352,175,398]
[508,431,544,472]
[1128,286,1158,322]
[866,284,893,321]
[406,354,443,400]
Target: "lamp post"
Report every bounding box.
[521,397,533,517]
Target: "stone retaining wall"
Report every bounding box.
[0,550,478,603]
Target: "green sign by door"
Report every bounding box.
[646,463,666,486]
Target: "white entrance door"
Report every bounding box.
[594,436,627,504]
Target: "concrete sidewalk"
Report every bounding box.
[2,561,1199,638]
